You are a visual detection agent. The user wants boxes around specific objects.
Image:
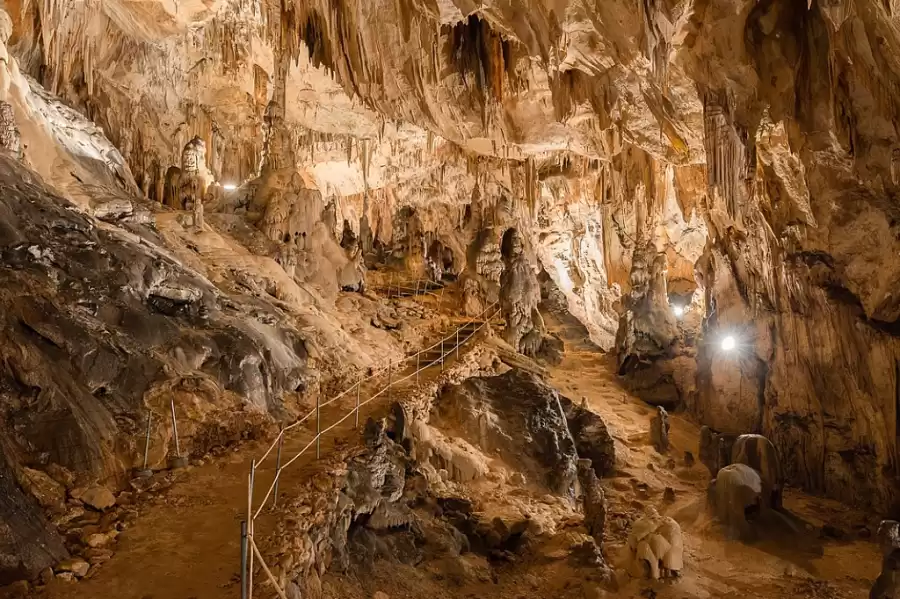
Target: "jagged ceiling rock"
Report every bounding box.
[7,0,707,196]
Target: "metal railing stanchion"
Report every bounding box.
[170,398,181,457]
[247,459,256,599]
[315,393,321,459]
[456,328,460,358]
[355,380,361,429]
[441,338,444,371]
[416,351,420,383]
[240,520,248,599]
[135,409,153,477]
[272,429,284,508]
[387,360,393,402]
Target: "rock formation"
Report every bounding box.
[731,434,784,510]
[873,521,900,599]
[625,507,684,580]
[499,229,542,353]
[425,369,579,497]
[699,426,737,477]
[710,463,763,539]
[576,459,607,546]
[650,406,670,454]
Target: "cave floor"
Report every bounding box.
[33,310,881,599]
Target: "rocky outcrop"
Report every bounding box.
[429,369,578,498]
[0,454,68,585]
[576,459,607,547]
[559,397,617,479]
[0,132,424,580]
[710,463,763,539]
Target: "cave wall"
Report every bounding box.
[681,0,900,511]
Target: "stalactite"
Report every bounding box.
[525,156,537,217]
[702,91,754,226]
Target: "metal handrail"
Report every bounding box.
[241,303,501,599]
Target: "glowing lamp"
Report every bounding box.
[721,335,736,352]
[222,183,237,190]
[672,305,684,317]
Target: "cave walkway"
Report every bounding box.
[38,312,498,599]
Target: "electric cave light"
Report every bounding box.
[721,335,736,352]
[672,305,684,317]
[222,183,237,190]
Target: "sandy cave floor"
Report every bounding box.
[27,306,882,599]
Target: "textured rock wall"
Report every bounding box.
[681,0,900,511]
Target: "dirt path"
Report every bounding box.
[36,318,485,599]
[544,312,880,598]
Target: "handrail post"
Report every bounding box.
[440,285,445,312]
[141,408,152,473]
[240,520,248,599]
[416,351,420,383]
[170,398,181,458]
[441,338,444,372]
[355,380,361,429]
[315,393,321,459]
[272,428,284,508]
[388,360,393,402]
[457,328,460,358]
[389,272,393,298]
[247,459,255,599]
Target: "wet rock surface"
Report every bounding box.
[430,369,579,497]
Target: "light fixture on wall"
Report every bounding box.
[672,305,684,317]
[222,183,237,190]
[721,335,736,352]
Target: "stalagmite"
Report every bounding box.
[576,459,607,546]
[179,137,213,216]
[0,102,20,158]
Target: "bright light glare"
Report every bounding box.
[222,183,237,190]
[721,335,736,352]
[673,305,684,317]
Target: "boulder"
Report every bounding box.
[0,456,69,582]
[429,370,578,497]
[559,396,616,478]
[76,486,116,511]
[19,468,65,510]
[56,558,90,578]
[711,463,762,538]
[731,434,783,509]
[45,464,76,489]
